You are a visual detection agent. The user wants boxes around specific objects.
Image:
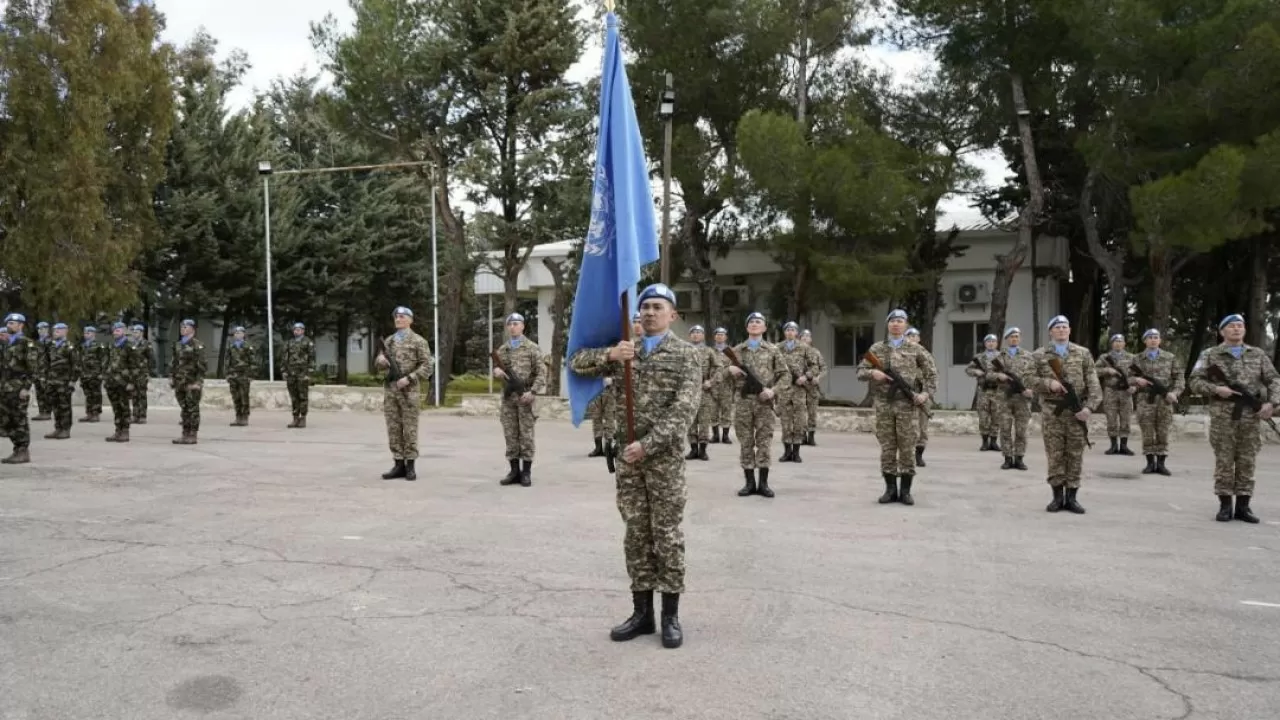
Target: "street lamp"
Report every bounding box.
[258,160,277,382]
[658,73,675,285]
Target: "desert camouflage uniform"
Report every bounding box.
[1024,344,1103,490]
[777,340,819,446]
[1189,344,1280,498]
[1130,349,1185,456]
[1098,350,1135,442]
[586,371,618,440]
[496,337,545,461]
[687,344,723,446]
[79,337,108,421]
[129,336,152,423]
[966,350,1001,439]
[383,329,434,461]
[170,336,207,438]
[570,332,701,594]
[44,338,80,435]
[858,339,938,475]
[226,340,256,422]
[993,347,1036,460]
[730,341,790,469]
[806,346,827,437]
[1,333,40,457]
[913,344,938,451]
[103,336,142,437]
[711,345,737,441]
[282,335,315,422]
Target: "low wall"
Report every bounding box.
[71,380,386,413]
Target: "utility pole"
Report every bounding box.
[659,72,675,285]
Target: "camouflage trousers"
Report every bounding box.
[805,387,820,431]
[976,388,999,434]
[105,383,132,432]
[587,390,616,439]
[81,377,103,416]
[1041,408,1087,489]
[616,448,687,594]
[778,388,808,444]
[688,393,715,443]
[1208,403,1261,496]
[50,381,73,431]
[286,376,309,418]
[1,388,31,449]
[874,399,918,475]
[500,397,537,460]
[175,386,202,432]
[34,379,50,416]
[1103,389,1132,438]
[131,377,148,422]
[711,386,735,426]
[228,378,251,418]
[916,406,930,448]
[384,387,421,460]
[734,396,775,469]
[1137,398,1174,455]
[997,393,1032,457]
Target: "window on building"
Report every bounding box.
[833,323,877,366]
[952,321,990,365]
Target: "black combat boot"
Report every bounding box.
[1013,456,1028,471]
[988,437,1002,453]
[1155,455,1171,476]
[879,473,898,504]
[287,416,299,429]
[915,446,926,467]
[609,591,656,641]
[297,417,307,429]
[685,443,700,460]
[721,427,732,445]
[738,468,756,497]
[899,475,915,506]
[757,468,774,498]
[790,444,802,464]
[1063,487,1086,514]
[404,460,417,481]
[500,459,521,485]
[1216,495,1233,522]
[780,444,794,462]
[382,459,407,480]
[697,443,709,461]
[1,447,30,464]
[1118,437,1134,455]
[1234,495,1260,524]
[1001,455,1013,470]
[1046,485,1065,513]
[980,435,991,451]
[808,430,818,446]
[711,427,721,444]
[589,437,605,457]
[1142,454,1156,474]
[520,460,532,487]
[661,593,683,649]
[1105,437,1118,455]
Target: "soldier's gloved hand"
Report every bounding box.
[1261,403,1275,420]
[1074,408,1091,422]
[1213,386,1237,399]
[728,365,744,378]
[608,341,635,362]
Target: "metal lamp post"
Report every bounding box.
[257,160,276,381]
[658,73,675,285]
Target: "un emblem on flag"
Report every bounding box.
[583,166,615,258]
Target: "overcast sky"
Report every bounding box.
[155,0,1001,226]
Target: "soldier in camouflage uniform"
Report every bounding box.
[1130,328,1185,476]
[905,327,933,466]
[728,312,790,498]
[129,324,153,424]
[42,323,79,440]
[800,328,825,446]
[1023,315,1103,514]
[1188,314,1280,524]
[378,306,435,482]
[965,333,1002,452]
[1,313,40,463]
[994,327,1034,471]
[103,322,142,443]
[226,326,256,426]
[777,321,818,463]
[32,321,52,422]
[282,322,316,428]
[169,318,207,445]
[78,326,107,423]
[684,325,722,462]
[0,325,8,438]
[710,327,735,444]
[569,283,700,650]
[1098,333,1136,456]
[493,313,546,486]
[585,371,617,459]
[857,309,938,505]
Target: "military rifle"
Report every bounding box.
[863,352,920,404]
[490,349,527,399]
[1204,364,1280,439]
[723,347,766,397]
[1128,364,1176,409]
[1047,356,1093,448]
[377,337,405,389]
[991,357,1026,397]
[1101,354,1130,391]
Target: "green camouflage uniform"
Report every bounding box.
[104,336,142,435]
[586,372,618,440]
[965,350,1001,438]
[1,333,40,455]
[495,337,545,461]
[858,339,938,476]
[1188,344,1280,498]
[44,338,80,434]
[382,329,434,461]
[79,337,108,420]
[687,344,723,445]
[1098,350,1135,441]
[993,347,1036,460]
[225,340,256,421]
[711,344,736,439]
[1024,343,1103,490]
[169,336,208,437]
[1130,348,1185,456]
[777,340,819,446]
[806,345,827,436]
[33,334,52,420]
[282,335,316,422]
[130,336,153,423]
[570,332,701,594]
[913,345,937,450]
[730,341,790,469]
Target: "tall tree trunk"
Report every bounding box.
[542,257,572,396]
[1148,243,1191,334]
[1246,235,1269,347]
[217,307,232,377]
[1080,167,1129,336]
[426,170,467,406]
[1184,292,1212,387]
[988,73,1044,340]
[683,209,720,330]
[336,313,349,384]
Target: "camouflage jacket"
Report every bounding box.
[1128,349,1185,400]
[35,337,51,380]
[383,330,434,387]
[570,332,701,456]
[169,337,208,387]
[857,338,939,404]
[693,345,724,388]
[806,346,828,393]
[728,340,791,400]
[777,341,820,396]
[281,336,316,378]
[46,339,80,385]
[966,351,1003,391]
[1024,343,1103,412]
[131,339,154,381]
[225,342,256,380]
[1,335,40,392]
[1096,350,1135,392]
[80,341,108,380]
[1189,343,1280,407]
[990,347,1036,396]
[494,337,546,399]
[104,338,143,386]
[714,345,740,394]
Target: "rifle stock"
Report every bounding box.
[378,337,404,388]
[723,347,766,397]
[1047,356,1093,448]
[991,357,1026,397]
[490,349,527,398]
[1102,354,1129,391]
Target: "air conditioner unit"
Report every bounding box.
[674,289,702,312]
[718,285,751,310]
[955,282,991,304]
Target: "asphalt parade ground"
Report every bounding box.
[2,409,1278,720]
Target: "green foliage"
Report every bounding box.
[1130,144,1262,253]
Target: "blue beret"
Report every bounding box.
[1219,313,1244,330]
[746,312,765,323]
[83,326,96,333]
[1004,326,1020,338]
[36,321,49,329]
[1142,328,1160,340]
[131,324,144,331]
[233,326,246,334]
[181,319,196,327]
[292,322,304,329]
[393,306,413,318]
[688,325,705,334]
[801,328,812,337]
[783,321,799,331]
[637,283,676,307]
[906,327,920,336]
[506,313,524,324]
[53,322,67,330]
[886,309,908,322]
[5,313,26,324]
[112,322,126,330]
[713,327,727,335]
[1108,334,1124,343]
[984,334,998,342]
[632,313,641,323]
[1047,315,1069,330]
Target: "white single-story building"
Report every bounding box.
[475,223,1069,408]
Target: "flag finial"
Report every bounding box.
[604,0,615,12]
